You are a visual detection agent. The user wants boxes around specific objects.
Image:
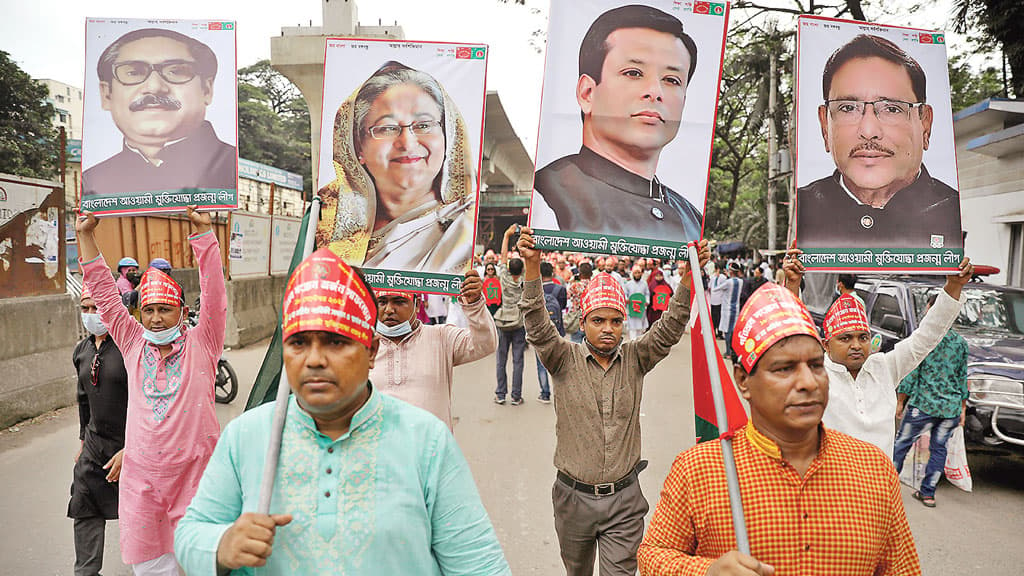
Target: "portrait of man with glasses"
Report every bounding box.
[796,33,962,250]
[82,26,236,206]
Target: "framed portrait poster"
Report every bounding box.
[794,16,962,272]
[528,0,729,260]
[81,17,238,216]
[315,38,488,295]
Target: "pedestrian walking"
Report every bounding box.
[69,286,129,576]
[893,293,969,508]
[76,207,224,574]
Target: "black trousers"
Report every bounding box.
[73,516,106,576]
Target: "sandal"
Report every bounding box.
[912,491,936,508]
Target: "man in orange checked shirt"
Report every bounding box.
[638,282,920,576]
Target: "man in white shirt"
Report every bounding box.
[783,251,972,457]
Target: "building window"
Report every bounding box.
[1010,223,1024,288]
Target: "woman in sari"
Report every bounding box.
[317,61,477,274]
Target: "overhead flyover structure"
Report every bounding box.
[478,92,535,252]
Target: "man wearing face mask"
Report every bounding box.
[516,227,709,576]
[370,269,497,430]
[69,286,129,576]
[76,205,225,576]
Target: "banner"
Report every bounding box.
[528,0,728,258]
[794,16,962,272]
[315,38,487,295]
[81,18,238,216]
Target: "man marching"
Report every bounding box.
[516,226,709,576]
[371,269,498,429]
[175,249,510,575]
[783,250,971,456]
[639,283,921,575]
[77,206,224,574]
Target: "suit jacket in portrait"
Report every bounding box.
[796,165,961,250]
[83,121,236,197]
[533,146,703,243]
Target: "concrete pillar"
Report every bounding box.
[270,0,403,193]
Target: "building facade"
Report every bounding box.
[954,98,1024,287]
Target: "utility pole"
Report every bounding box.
[766,52,778,255]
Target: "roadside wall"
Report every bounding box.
[0,293,79,428]
[1,271,284,428]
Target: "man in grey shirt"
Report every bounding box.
[516,227,709,576]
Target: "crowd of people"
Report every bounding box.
[70,211,972,576]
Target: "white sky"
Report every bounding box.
[0,0,984,157]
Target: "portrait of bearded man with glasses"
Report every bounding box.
[796,33,962,251]
[83,27,236,200]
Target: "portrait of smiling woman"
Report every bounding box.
[317,61,478,275]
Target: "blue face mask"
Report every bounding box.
[81,313,108,336]
[143,312,183,345]
[376,320,413,338]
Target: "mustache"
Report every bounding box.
[129,94,182,112]
[849,141,894,157]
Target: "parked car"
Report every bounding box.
[802,272,1024,453]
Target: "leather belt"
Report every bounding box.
[557,460,648,496]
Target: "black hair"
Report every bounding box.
[540,261,554,279]
[97,28,218,84]
[837,274,858,291]
[579,4,698,85]
[508,258,524,276]
[579,261,593,278]
[822,34,926,102]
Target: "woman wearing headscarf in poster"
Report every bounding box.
[317,61,477,274]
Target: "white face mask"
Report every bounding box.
[81,313,108,336]
[142,311,183,345]
[376,320,413,338]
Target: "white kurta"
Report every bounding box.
[822,289,963,458]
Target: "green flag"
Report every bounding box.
[244,205,313,410]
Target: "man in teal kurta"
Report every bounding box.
[174,249,510,575]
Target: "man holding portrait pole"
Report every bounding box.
[515,226,709,575]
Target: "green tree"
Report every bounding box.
[0,51,58,179]
[953,0,1024,98]
[948,54,1004,112]
[237,60,311,195]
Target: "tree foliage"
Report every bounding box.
[952,0,1024,98]
[237,60,311,195]
[948,54,1004,112]
[0,51,58,179]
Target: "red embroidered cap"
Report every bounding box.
[732,282,821,372]
[581,273,627,318]
[138,268,184,308]
[823,294,869,340]
[282,248,377,346]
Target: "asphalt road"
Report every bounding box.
[2,336,1023,575]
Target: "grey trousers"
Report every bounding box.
[552,476,649,576]
[73,516,106,576]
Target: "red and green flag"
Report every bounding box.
[690,296,748,443]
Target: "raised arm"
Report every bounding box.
[517,228,572,372]
[450,269,498,365]
[498,224,518,267]
[885,259,972,383]
[186,206,227,358]
[634,240,709,372]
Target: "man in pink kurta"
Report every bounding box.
[77,208,224,573]
[371,270,498,429]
